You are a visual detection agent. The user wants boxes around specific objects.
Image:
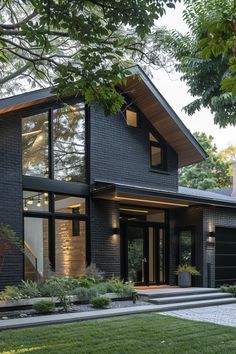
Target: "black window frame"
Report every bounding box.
[124,105,139,128]
[177,226,195,267]
[149,137,167,171]
[21,98,88,184]
[23,190,89,271]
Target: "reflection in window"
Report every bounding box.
[24,217,49,280]
[179,230,193,265]
[53,103,85,182]
[54,194,86,214]
[22,112,49,177]
[23,190,49,212]
[55,219,86,276]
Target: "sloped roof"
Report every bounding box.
[179,186,236,205]
[208,188,233,197]
[0,65,207,167]
[119,66,207,167]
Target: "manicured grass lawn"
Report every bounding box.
[1,314,236,354]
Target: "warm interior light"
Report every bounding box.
[68,204,81,209]
[27,198,33,205]
[37,196,41,207]
[44,199,49,205]
[22,129,42,137]
[114,196,189,207]
[119,208,148,213]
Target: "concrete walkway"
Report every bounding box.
[160,303,236,328]
[0,304,159,330]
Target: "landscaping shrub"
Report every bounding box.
[33,300,55,313]
[18,280,41,298]
[221,285,236,297]
[39,277,78,311]
[91,296,111,309]
[0,286,22,301]
[39,276,80,297]
[85,263,105,282]
[72,287,98,302]
[100,277,135,297]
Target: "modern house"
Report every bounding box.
[1,65,236,290]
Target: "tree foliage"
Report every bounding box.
[167,0,236,127]
[179,132,231,190]
[0,0,179,114]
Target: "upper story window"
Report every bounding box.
[125,108,138,127]
[22,102,86,183]
[149,133,166,170]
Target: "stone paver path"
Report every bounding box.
[160,303,236,328]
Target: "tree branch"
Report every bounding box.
[0,63,30,85]
[0,10,37,29]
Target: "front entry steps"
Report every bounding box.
[136,287,236,311]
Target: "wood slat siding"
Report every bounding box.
[120,76,203,167]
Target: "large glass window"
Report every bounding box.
[179,229,194,265]
[24,217,49,280]
[23,191,49,212]
[22,102,86,183]
[22,112,49,178]
[54,194,86,214]
[23,190,87,279]
[53,104,85,182]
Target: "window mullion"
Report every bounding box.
[49,109,54,179]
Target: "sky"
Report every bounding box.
[151,2,236,151]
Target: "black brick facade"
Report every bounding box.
[0,117,23,289]
[89,105,178,190]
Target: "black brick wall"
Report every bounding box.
[89,104,179,277]
[0,117,23,289]
[90,199,120,278]
[203,207,236,287]
[89,105,178,190]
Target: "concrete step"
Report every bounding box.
[152,297,236,312]
[137,287,220,299]
[149,292,232,305]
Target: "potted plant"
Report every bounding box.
[175,265,200,288]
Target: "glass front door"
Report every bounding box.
[123,222,165,285]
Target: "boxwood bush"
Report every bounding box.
[91,296,111,309]
[33,300,55,313]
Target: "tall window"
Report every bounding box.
[22,102,86,182]
[53,104,85,182]
[22,112,49,178]
[179,229,194,266]
[23,190,87,280]
[149,133,166,170]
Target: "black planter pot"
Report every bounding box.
[178,272,191,288]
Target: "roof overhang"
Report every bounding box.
[0,65,207,167]
[119,66,207,167]
[0,88,58,116]
[92,182,236,209]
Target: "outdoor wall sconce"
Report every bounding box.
[112,227,119,235]
[207,232,215,246]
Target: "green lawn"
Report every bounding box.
[0,314,236,354]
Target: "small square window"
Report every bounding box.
[126,109,138,127]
